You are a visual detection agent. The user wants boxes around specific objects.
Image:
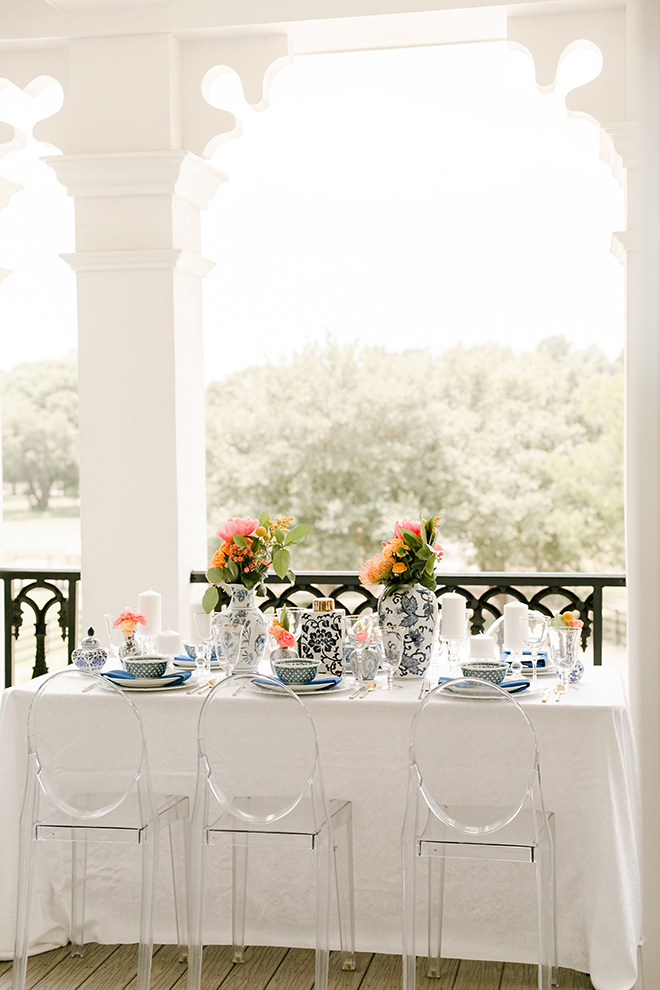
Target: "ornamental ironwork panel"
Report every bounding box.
[1,568,80,687]
[190,570,626,665]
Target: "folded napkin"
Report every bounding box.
[103,669,191,684]
[500,649,549,668]
[253,675,341,690]
[438,676,530,694]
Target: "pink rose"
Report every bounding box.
[217,517,259,542]
[278,630,296,648]
[394,519,422,539]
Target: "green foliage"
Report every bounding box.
[1,356,79,512]
[206,338,624,573]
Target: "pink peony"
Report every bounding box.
[278,630,296,648]
[394,519,422,539]
[217,517,259,542]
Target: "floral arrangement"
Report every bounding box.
[203,513,312,613]
[550,610,584,629]
[270,606,296,649]
[359,516,443,593]
[113,611,146,637]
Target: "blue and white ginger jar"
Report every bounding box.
[378,583,438,678]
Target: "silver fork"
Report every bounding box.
[418,679,432,700]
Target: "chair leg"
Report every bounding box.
[12,816,37,990]
[168,816,190,963]
[137,825,158,990]
[332,812,356,971]
[427,856,445,978]
[187,789,209,990]
[537,842,553,990]
[231,836,248,964]
[315,823,332,990]
[71,832,88,957]
[402,830,418,990]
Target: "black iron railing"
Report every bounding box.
[0,569,625,686]
[190,571,627,666]
[2,568,80,687]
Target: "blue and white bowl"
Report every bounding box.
[183,641,219,661]
[124,656,168,679]
[460,660,508,685]
[271,659,319,685]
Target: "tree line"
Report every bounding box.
[1,337,624,573]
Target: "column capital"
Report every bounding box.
[611,230,637,263]
[61,247,215,277]
[41,150,226,209]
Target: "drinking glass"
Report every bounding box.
[283,606,305,654]
[519,612,549,688]
[375,623,405,690]
[194,611,214,686]
[212,617,244,678]
[343,613,376,685]
[548,626,581,690]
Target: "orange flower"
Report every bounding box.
[210,547,226,569]
[392,561,407,574]
[359,552,393,588]
[382,537,405,558]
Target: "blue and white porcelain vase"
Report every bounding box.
[226,583,269,672]
[378,583,438,678]
[569,655,585,683]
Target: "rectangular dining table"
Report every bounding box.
[0,665,641,990]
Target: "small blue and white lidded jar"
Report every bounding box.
[72,627,108,672]
[299,597,346,677]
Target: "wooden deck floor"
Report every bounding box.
[0,944,595,990]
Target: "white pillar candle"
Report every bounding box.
[440,592,466,640]
[137,589,162,637]
[503,602,528,651]
[188,602,204,644]
[470,634,495,659]
[156,629,181,656]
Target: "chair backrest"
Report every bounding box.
[27,668,150,821]
[410,677,540,835]
[197,672,322,825]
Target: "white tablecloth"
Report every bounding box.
[0,667,641,990]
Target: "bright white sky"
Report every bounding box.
[0,41,624,382]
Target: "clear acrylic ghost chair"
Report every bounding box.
[187,672,355,990]
[402,677,556,990]
[13,668,190,990]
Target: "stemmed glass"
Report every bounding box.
[519,612,549,689]
[194,611,214,686]
[548,625,581,692]
[343,613,376,686]
[212,616,244,679]
[375,623,405,690]
[283,606,305,655]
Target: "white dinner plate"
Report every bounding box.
[172,658,222,671]
[518,664,557,676]
[103,671,192,690]
[250,677,347,696]
[444,680,544,699]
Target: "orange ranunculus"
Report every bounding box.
[392,561,407,574]
[210,547,227,569]
[382,537,405,558]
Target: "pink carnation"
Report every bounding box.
[217,517,259,542]
[394,519,422,539]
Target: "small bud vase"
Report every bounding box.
[226,583,269,671]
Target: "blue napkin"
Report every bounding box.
[500,650,549,668]
[438,676,530,694]
[253,675,341,690]
[103,669,191,685]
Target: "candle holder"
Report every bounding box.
[444,638,462,674]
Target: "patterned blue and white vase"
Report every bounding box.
[569,655,585,683]
[377,583,438,678]
[226,583,269,672]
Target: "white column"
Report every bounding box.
[45,151,225,636]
